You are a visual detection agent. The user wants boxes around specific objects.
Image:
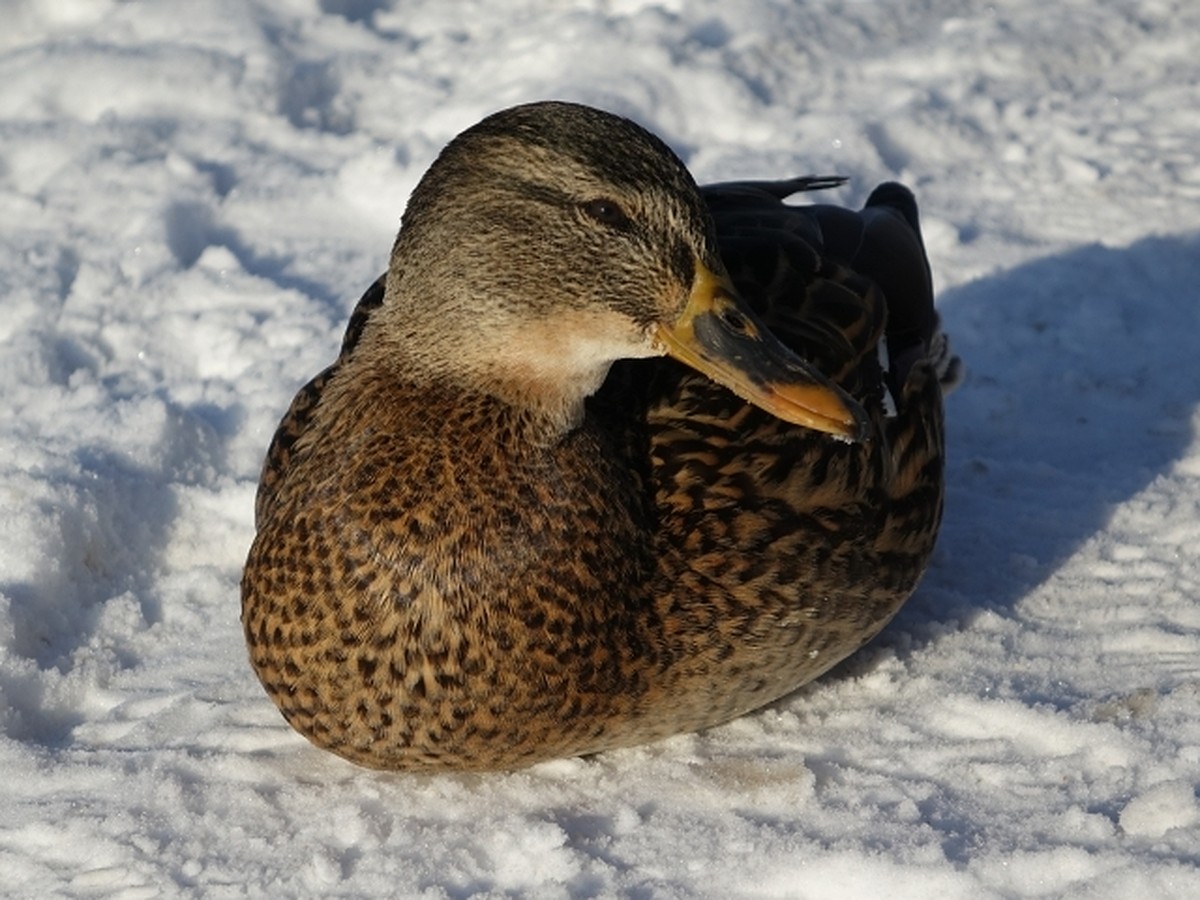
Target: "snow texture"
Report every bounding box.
[2,0,1200,896]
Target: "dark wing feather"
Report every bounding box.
[702,178,943,408]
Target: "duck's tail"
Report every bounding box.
[858,183,962,397]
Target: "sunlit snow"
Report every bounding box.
[2,0,1199,896]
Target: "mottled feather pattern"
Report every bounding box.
[241,102,955,771]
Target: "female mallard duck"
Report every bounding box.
[242,100,959,772]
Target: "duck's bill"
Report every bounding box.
[654,262,869,443]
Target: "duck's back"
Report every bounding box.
[614,180,954,727]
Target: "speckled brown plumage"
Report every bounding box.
[241,101,959,772]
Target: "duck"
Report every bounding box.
[241,100,960,772]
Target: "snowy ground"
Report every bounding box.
[2,0,1199,896]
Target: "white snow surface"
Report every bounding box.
[2,0,1200,896]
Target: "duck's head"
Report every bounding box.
[375,101,866,441]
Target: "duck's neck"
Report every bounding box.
[469,341,619,439]
[365,304,656,443]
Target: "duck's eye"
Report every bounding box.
[581,198,632,229]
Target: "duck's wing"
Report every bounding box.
[603,177,957,702]
[631,176,959,553]
[702,177,960,412]
[254,274,387,527]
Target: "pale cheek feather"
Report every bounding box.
[484,311,660,402]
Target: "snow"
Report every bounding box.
[2,0,1199,895]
